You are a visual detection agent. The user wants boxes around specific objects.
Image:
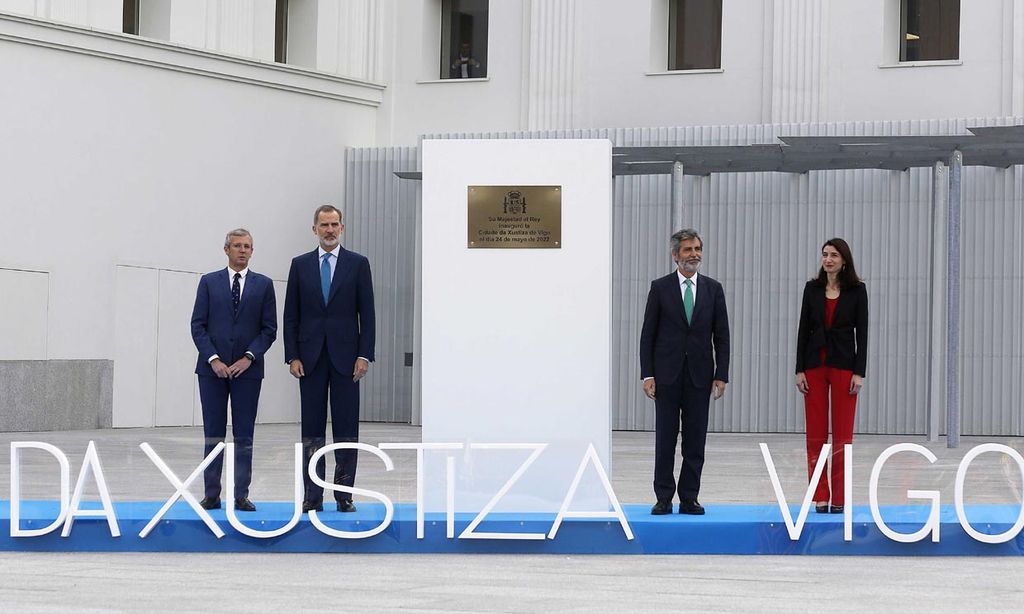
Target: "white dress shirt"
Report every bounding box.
[318,245,339,280]
[677,269,698,304]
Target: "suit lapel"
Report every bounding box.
[307,248,327,308]
[220,268,238,320]
[235,272,257,319]
[691,274,709,324]
[811,284,826,324]
[665,273,688,328]
[834,286,853,325]
[327,247,349,305]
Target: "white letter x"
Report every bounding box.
[138,442,226,539]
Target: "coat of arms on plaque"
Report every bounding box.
[503,190,527,214]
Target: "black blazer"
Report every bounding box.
[639,272,730,387]
[795,281,868,377]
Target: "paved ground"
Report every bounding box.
[1,424,1023,612]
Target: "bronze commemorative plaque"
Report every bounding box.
[467,185,562,249]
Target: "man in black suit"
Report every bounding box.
[284,205,375,513]
[639,228,730,516]
[190,228,278,512]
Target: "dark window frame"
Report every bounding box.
[440,0,489,80]
[668,0,723,71]
[275,0,289,63]
[900,0,960,62]
[122,0,139,35]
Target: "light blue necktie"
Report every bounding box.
[683,278,694,324]
[320,253,332,303]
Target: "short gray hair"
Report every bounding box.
[670,228,703,254]
[224,228,252,248]
[313,204,343,225]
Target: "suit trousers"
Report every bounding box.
[198,375,262,499]
[299,347,360,504]
[653,369,712,502]
[803,366,857,506]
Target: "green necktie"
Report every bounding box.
[683,278,694,324]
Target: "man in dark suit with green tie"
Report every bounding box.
[639,228,730,516]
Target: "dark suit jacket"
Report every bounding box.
[795,280,868,377]
[191,269,278,380]
[283,247,375,374]
[639,272,730,388]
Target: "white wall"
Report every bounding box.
[0,0,122,31]
[381,0,525,143]
[0,269,49,360]
[420,139,612,512]
[6,0,1018,147]
[0,15,379,426]
[828,0,1011,121]
[163,0,277,61]
[382,0,1024,143]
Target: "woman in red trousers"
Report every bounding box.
[795,238,867,514]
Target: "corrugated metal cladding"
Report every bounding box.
[343,146,420,423]
[346,117,1024,436]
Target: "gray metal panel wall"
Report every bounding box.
[959,127,1024,437]
[343,146,420,423]
[350,117,1023,435]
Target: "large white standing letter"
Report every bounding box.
[307,443,395,539]
[459,443,548,540]
[869,443,940,543]
[62,441,120,537]
[9,442,70,537]
[379,442,463,539]
[954,443,1024,544]
[548,444,633,540]
[225,443,304,538]
[760,442,830,540]
[138,442,226,538]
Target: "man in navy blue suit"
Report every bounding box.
[639,228,730,516]
[284,205,375,513]
[190,228,278,512]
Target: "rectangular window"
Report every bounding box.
[668,0,722,71]
[901,0,959,61]
[275,0,288,63]
[441,0,488,79]
[123,0,139,35]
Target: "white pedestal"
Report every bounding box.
[421,139,613,512]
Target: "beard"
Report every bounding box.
[320,235,340,248]
[678,258,701,274]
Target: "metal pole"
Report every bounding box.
[671,161,684,232]
[927,161,947,442]
[946,150,962,448]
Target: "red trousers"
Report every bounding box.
[804,366,858,506]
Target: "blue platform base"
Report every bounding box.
[2,501,1023,555]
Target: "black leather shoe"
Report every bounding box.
[815,503,829,514]
[679,499,705,515]
[337,500,357,513]
[829,505,844,514]
[234,497,256,512]
[199,496,221,510]
[302,500,323,513]
[650,500,672,515]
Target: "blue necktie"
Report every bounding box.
[321,253,332,304]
